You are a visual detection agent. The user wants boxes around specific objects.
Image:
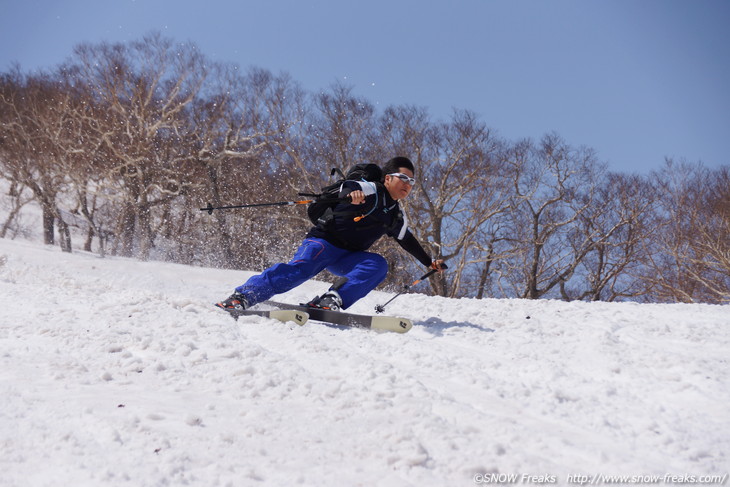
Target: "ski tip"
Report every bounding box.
[372,317,413,333]
[269,309,309,326]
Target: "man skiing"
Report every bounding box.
[215,156,445,313]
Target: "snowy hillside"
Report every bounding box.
[1,237,728,486]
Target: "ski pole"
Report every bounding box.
[297,192,352,202]
[200,200,314,215]
[375,263,448,314]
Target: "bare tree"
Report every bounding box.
[565,172,657,301]
[375,106,509,297]
[644,159,730,303]
[265,81,383,207]
[502,133,605,299]
[695,166,730,301]
[426,111,511,298]
[0,68,81,250]
[66,33,207,259]
[308,83,380,172]
[0,179,33,239]
[183,66,303,268]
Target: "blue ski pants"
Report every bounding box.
[235,238,388,309]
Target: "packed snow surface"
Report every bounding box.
[1,238,728,486]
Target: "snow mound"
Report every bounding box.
[1,238,728,486]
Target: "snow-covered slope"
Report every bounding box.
[1,237,728,486]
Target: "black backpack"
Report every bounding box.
[301,163,383,227]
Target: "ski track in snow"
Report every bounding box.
[0,237,728,486]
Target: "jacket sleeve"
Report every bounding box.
[339,180,378,198]
[335,180,379,213]
[396,230,433,267]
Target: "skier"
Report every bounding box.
[215,156,445,313]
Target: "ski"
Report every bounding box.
[263,301,413,333]
[219,307,309,326]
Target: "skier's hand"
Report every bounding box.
[431,260,446,273]
[348,190,366,205]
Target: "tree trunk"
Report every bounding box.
[56,215,72,253]
[117,203,136,257]
[41,204,55,245]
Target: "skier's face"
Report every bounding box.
[385,167,415,200]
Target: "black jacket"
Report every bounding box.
[306,180,432,267]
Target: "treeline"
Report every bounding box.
[1,33,728,303]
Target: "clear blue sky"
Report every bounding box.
[2,0,729,174]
